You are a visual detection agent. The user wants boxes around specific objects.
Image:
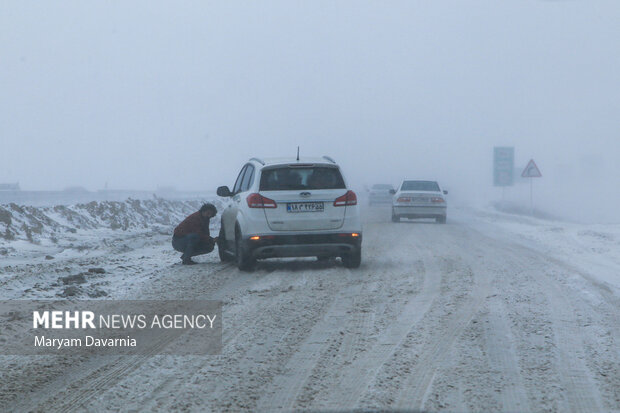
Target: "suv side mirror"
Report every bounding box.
[443,190,448,195]
[217,186,232,197]
[389,189,396,194]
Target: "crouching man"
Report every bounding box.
[172,203,218,265]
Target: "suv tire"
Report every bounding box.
[342,248,361,268]
[217,225,233,262]
[235,229,256,271]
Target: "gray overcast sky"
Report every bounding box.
[1,1,619,218]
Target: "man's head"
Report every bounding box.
[200,203,217,218]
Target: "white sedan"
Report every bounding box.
[391,180,448,223]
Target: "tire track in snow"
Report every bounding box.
[118,261,355,412]
[467,226,613,412]
[255,277,366,411]
[392,263,493,410]
[498,241,611,412]
[291,278,377,408]
[540,270,605,412]
[316,253,440,409]
[376,225,499,411]
[131,267,298,411]
[483,295,532,412]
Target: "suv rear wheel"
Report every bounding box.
[342,248,361,268]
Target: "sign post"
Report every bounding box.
[521,159,542,215]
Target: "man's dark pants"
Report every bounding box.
[172,234,214,259]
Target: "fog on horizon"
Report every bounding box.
[1,1,619,223]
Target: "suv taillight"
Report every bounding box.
[247,193,277,208]
[334,190,357,207]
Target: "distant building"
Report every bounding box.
[0,183,20,191]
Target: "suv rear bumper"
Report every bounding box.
[244,233,362,259]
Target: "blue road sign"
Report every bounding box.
[494,147,514,186]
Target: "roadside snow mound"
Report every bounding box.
[0,198,219,243]
[492,201,560,221]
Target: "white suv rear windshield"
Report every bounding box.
[260,166,346,191]
[401,181,440,191]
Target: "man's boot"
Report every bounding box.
[181,254,197,265]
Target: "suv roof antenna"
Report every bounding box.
[296,146,300,161]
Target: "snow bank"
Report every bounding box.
[466,206,620,295]
[0,197,220,244]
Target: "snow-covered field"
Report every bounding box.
[0,200,618,412]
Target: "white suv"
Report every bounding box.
[216,156,362,270]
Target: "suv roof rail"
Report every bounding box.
[249,157,265,165]
[322,155,336,164]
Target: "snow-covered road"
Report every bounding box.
[2,206,619,412]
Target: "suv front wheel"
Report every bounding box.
[235,229,256,271]
[217,225,234,262]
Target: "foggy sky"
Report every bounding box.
[1,1,619,220]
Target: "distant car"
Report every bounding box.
[368,184,395,205]
[391,180,448,223]
[216,156,363,270]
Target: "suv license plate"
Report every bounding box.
[287,202,324,213]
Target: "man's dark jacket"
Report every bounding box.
[173,212,211,243]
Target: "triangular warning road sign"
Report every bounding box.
[522,159,542,178]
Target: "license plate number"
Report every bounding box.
[287,202,324,213]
